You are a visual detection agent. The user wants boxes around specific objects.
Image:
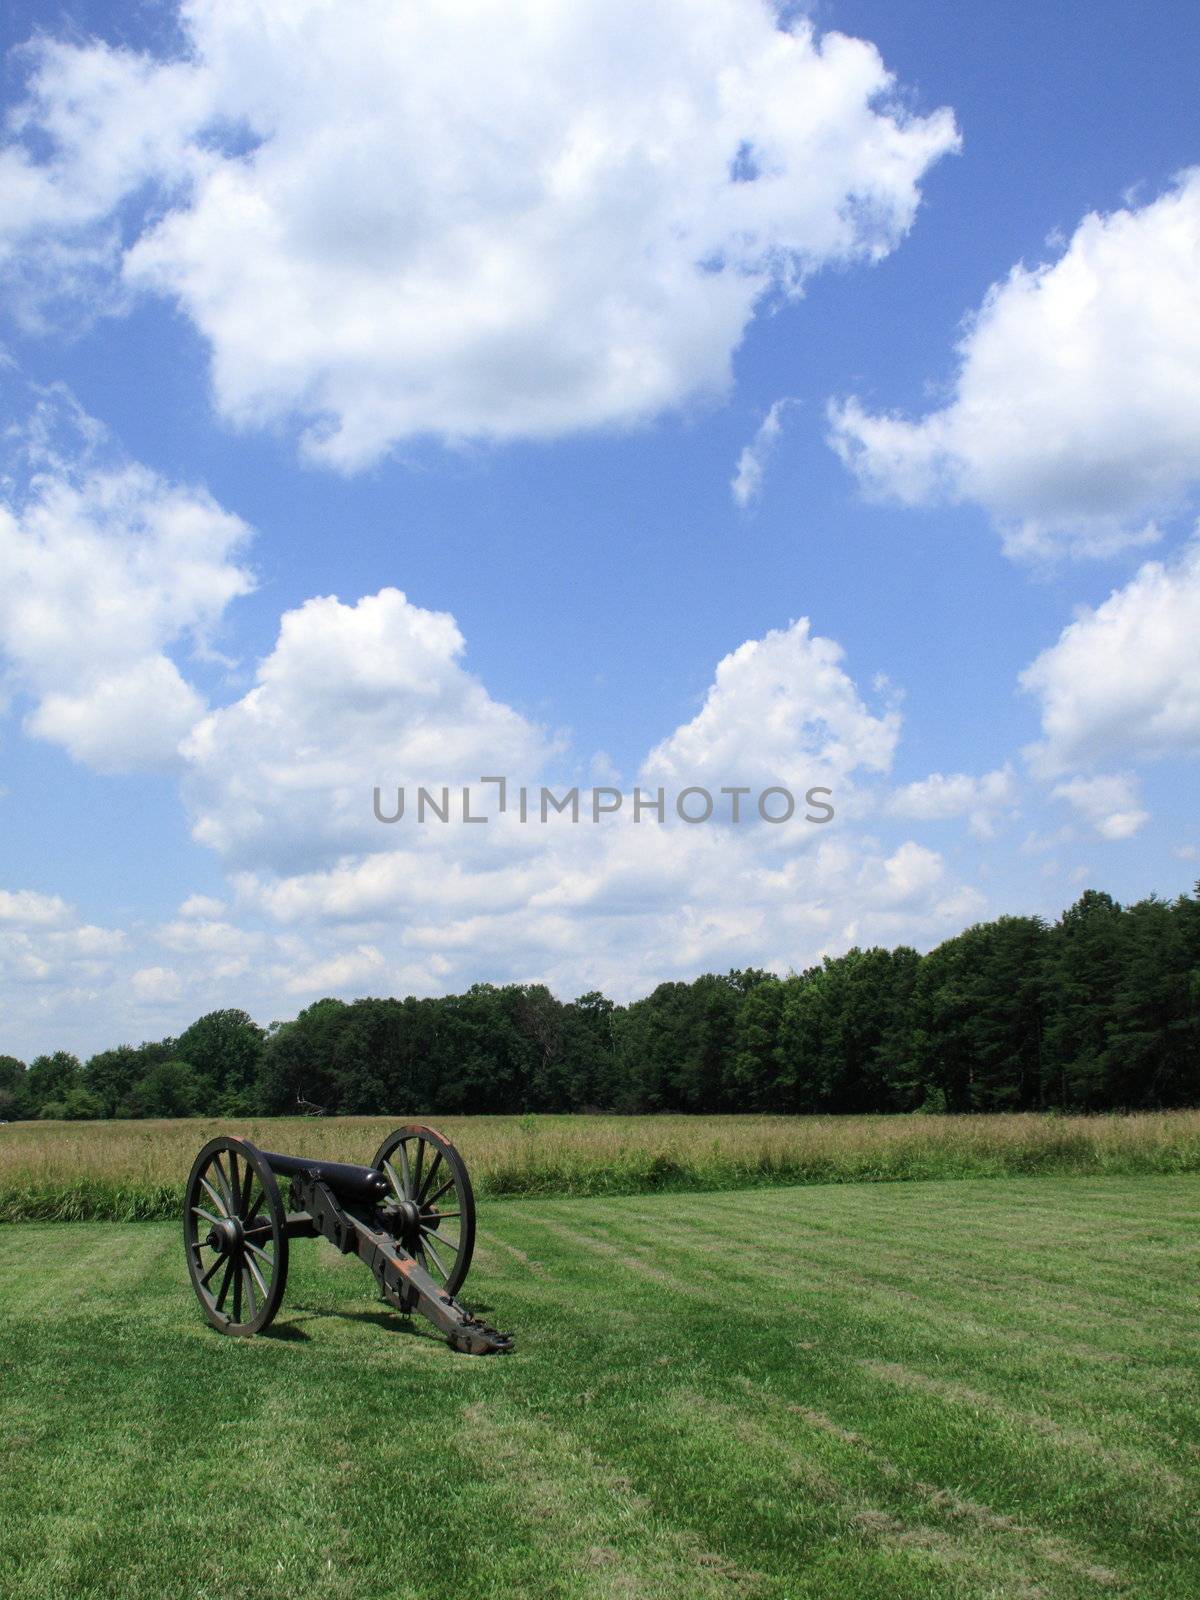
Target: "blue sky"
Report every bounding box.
[1,0,1198,1059]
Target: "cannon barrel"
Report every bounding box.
[254,1145,389,1204]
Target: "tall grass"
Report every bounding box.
[3,1110,1199,1222]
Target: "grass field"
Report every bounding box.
[4,1109,1200,1220]
[2,1173,1197,1599]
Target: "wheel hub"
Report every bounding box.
[392,1198,422,1249]
[205,1217,242,1255]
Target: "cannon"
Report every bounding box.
[183,1124,512,1354]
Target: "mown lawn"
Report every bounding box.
[1,1175,1198,1599]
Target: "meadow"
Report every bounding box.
[2,1108,1200,1221]
[1,1173,1197,1599]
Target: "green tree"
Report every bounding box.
[1043,890,1125,1108]
[0,1056,26,1120]
[62,1084,104,1120]
[729,976,786,1109]
[1100,894,1199,1106]
[175,1010,265,1111]
[84,1046,148,1118]
[0,1055,26,1093]
[562,991,621,1109]
[128,1060,205,1118]
[776,950,917,1113]
[256,999,350,1114]
[18,1052,82,1119]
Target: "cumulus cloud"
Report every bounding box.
[182,587,552,869]
[828,171,1200,558]
[0,450,253,772]
[173,598,978,1009]
[0,888,71,926]
[0,883,130,1049]
[176,894,227,920]
[643,618,899,794]
[887,766,1016,838]
[2,1,956,466]
[731,399,794,508]
[130,965,184,1003]
[1051,773,1148,841]
[282,945,386,997]
[1021,541,1200,774]
[1,591,994,1055]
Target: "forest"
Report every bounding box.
[3,886,1198,1122]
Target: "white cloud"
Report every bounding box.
[1051,773,1148,841]
[0,596,991,1055]
[0,888,71,926]
[828,171,1200,558]
[3,2,957,466]
[1020,825,1075,856]
[181,603,973,1010]
[282,945,386,997]
[0,456,253,772]
[887,766,1016,838]
[1021,541,1200,774]
[731,398,794,508]
[0,885,129,1051]
[177,894,227,919]
[182,587,552,870]
[130,965,184,1003]
[642,617,899,792]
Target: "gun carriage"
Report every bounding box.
[183,1124,512,1354]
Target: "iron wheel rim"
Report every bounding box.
[371,1124,475,1297]
[184,1136,288,1336]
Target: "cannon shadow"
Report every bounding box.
[263,1298,498,1344]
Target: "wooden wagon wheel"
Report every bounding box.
[371,1124,476,1297]
[184,1136,288,1336]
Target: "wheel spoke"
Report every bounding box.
[200,1175,230,1217]
[199,1253,226,1289]
[243,1238,273,1266]
[412,1139,425,1202]
[242,1264,257,1321]
[191,1205,222,1227]
[245,1251,269,1297]
[421,1225,459,1254]
[212,1156,237,1215]
[216,1259,233,1311]
[424,1176,456,1208]
[382,1159,404,1200]
[239,1157,255,1218]
[243,1222,274,1242]
[420,1231,452,1280]
[417,1150,443,1203]
[233,1264,243,1323]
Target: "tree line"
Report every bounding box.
[3,886,1198,1122]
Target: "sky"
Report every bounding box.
[1,0,1198,1061]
